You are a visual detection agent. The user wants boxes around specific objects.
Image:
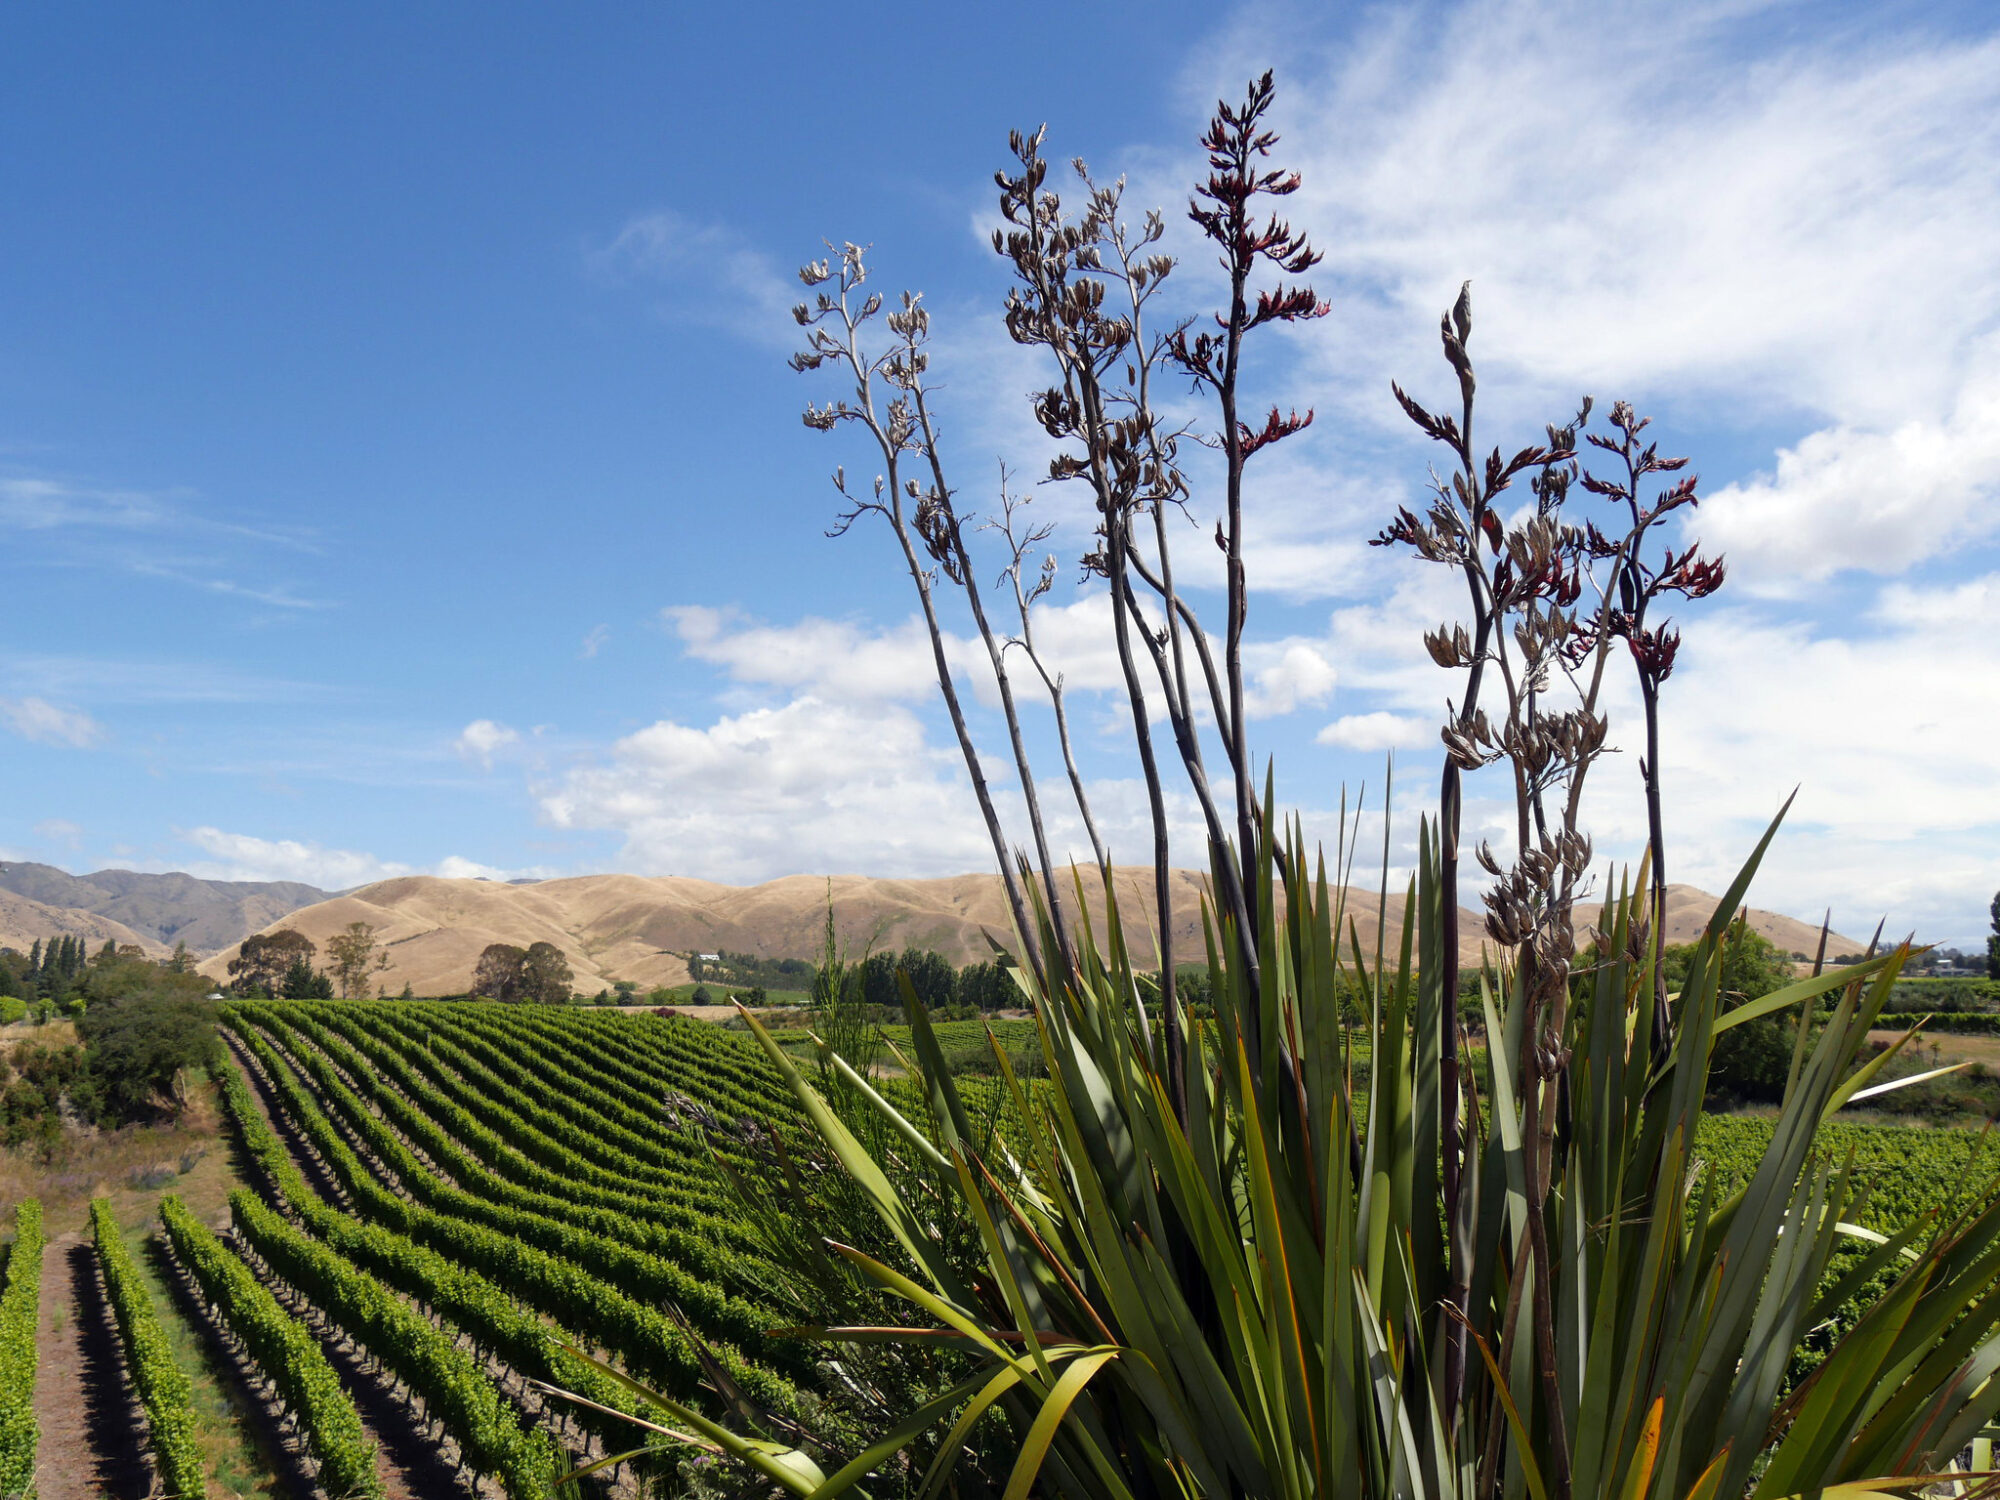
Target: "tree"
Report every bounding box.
[74,992,221,1125]
[1662,923,1795,1101]
[471,943,526,1001]
[897,947,957,1010]
[1989,888,2000,979]
[229,929,316,997]
[520,941,573,1005]
[324,921,389,999]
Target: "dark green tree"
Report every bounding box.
[279,956,321,1000]
[229,929,316,996]
[1662,921,1796,1102]
[1988,889,2000,980]
[472,943,527,1001]
[75,993,221,1124]
[521,941,574,1004]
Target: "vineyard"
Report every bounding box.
[2,999,1999,1497]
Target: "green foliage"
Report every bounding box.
[1884,976,2000,1012]
[159,1194,382,1499]
[686,818,2000,1500]
[229,1188,558,1498]
[0,1041,83,1150]
[74,993,221,1125]
[214,1061,686,1484]
[0,1200,42,1497]
[1990,888,1999,979]
[227,928,316,997]
[0,997,22,1026]
[1661,923,1796,1101]
[90,1199,205,1499]
[223,1009,819,1429]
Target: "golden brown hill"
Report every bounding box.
[0,889,166,960]
[199,869,1473,997]
[198,867,1873,999]
[1656,883,1871,961]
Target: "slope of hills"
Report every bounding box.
[0,861,328,954]
[0,888,165,958]
[202,869,1874,999]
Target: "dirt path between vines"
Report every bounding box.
[33,1235,155,1500]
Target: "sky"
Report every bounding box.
[1,0,1996,946]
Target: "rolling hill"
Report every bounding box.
[0,887,165,958]
[0,861,329,954]
[200,869,1874,998]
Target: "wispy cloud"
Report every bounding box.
[0,696,104,748]
[588,210,797,346]
[2,470,328,609]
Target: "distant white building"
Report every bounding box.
[696,953,720,963]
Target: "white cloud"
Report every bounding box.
[1702,365,2000,591]
[1243,641,1338,718]
[176,827,549,891]
[1164,1,2000,591]
[580,624,610,659]
[454,719,521,769]
[179,828,414,889]
[1317,712,1431,752]
[0,696,104,748]
[539,694,997,882]
[667,605,947,702]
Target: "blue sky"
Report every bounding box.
[2,1,1996,945]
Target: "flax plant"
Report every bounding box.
[563,71,2000,1500]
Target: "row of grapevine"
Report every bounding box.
[288,1005,769,1275]
[548,1007,796,1120]
[1698,1114,2000,1231]
[327,1005,740,1215]
[227,1022,819,1429]
[157,1194,382,1500]
[88,1200,205,1499]
[378,1005,750,1184]
[214,1062,685,1486]
[377,1004,760,1197]
[228,1187,561,1499]
[234,1009,802,1371]
[0,1201,42,1497]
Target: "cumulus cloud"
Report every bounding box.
[1157,1,2000,593]
[454,719,521,769]
[1702,366,2000,592]
[1243,642,1338,718]
[539,695,998,882]
[32,818,83,849]
[177,828,548,890]
[179,828,415,889]
[667,606,948,702]
[1317,712,1431,752]
[0,696,104,748]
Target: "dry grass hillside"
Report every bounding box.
[198,868,1872,998]
[0,861,326,952]
[1657,883,1869,959]
[0,888,165,958]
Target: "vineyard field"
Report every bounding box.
[8,999,2000,1498]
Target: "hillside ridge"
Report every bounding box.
[197,869,1875,998]
[0,861,329,954]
